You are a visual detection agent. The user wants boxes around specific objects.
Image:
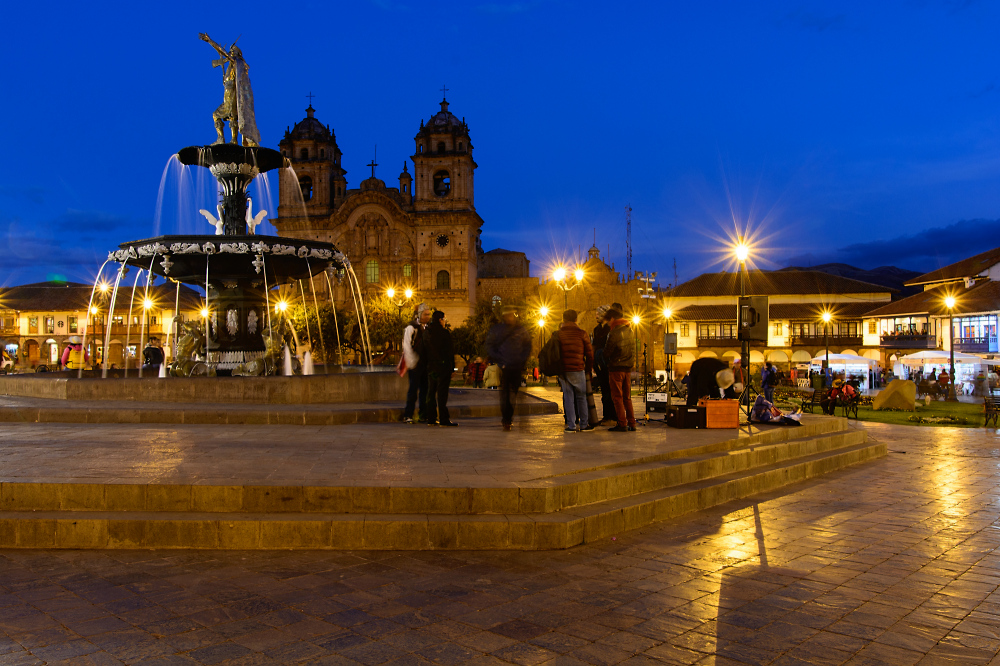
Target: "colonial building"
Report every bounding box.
[0,281,200,371]
[663,270,894,371]
[273,96,484,324]
[864,245,1000,364]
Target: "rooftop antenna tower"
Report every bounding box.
[625,204,633,278]
[673,258,678,289]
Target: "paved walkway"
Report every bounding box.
[0,421,997,664]
[0,410,806,487]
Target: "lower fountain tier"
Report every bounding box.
[113,234,344,285]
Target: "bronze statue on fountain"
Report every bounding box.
[109,34,346,376]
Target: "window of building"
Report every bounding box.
[437,141,446,153]
[418,145,423,153]
[320,149,325,159]
[436,270,450,290]
[458,142,464,152]
[773,322,782,336]
[365,260,380,284]
[402,263,412,278]
[29,317,38,334]
[698,323,713,338]
[433,170,451,197]
[869,321,876,334]
[299,176,313,202]
[69,316,78,333]
[300,148,308,159]
[680,323,689,337]
[45,317,54,334]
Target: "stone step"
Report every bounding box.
[0,439,886,550]
[0,396,557,426]
[0,428,865,516]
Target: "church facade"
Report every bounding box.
[272,96,484,324]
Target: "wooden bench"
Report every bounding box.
[840,394,861,420]
[985,396,1000,428]
[801,389,820,414]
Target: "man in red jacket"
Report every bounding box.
[557,309,595,432]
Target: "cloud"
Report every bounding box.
[784,218,1000,271]
[0,185,45,204]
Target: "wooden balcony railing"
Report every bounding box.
[880,333,935,349]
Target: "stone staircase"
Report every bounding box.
[0,419,884,550]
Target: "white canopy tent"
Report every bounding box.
[810,353,879,367]
[899,350,1000,366]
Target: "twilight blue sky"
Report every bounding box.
[2,0,1000,287]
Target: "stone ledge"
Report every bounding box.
[0,439,886,550]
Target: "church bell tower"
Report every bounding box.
[412,93,476,211]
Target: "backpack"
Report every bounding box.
[766,369,779,387]
[538,333,563,376]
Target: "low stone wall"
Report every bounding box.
[0,372,407,404]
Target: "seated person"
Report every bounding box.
[820,379,857,415]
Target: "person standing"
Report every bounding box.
[401,304,432,423]
[486,305,533,431]
[557,309,594,432]
[761,360,775,404]
[468,356,487,388]
[61,336,89,370]
[423,310,457,426]
[484,361,500,389]
[142,337,164,372]
[592,305,615,423]
[603,309,637,432]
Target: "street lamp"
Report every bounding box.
[735,239,751,409]
[945,295,958,402]
[663,307,674,380]
[386,287,414,315]
[822,311,832,373]
[551,265,584,309]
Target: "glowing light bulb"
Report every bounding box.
[98,282,110,293]
[404,289,413,299]
[945,296,955,309]
[735,243,749,262]
[553,267,566,282]
[386,288,396,299]
[276,301,288,313]
[632,315,641,325]
[822,312,831,323]
[200,308,209,318]
[143,298,153,310]
[663,307,672,319]
[539,306,549,317]
[90,306,98,315]
[574,268,584,282]
[537,319,545,328]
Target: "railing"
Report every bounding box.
[790,335,862,347]
[880,333,936,349]
[696,334,739,347]
[954,337,998,354]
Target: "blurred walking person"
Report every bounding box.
[486,305,532,431]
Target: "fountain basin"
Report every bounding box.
[0,371,405,404]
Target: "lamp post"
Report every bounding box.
[945,295,958,402]
[663,307,673,381]
[386,287,414,315]
[552,266,584,310]
[537,311,547,383]
[822,311,831,371]
[735,240,749,406]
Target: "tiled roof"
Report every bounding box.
[865,280,1000,318]
[0,281,203,312]
[665,270,895,298]
[674,301,884,322]
[905,246,1000,286]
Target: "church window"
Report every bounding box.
[458,142,464,152]
[320,149,325,159]
[437,142,445,153]
[403,263,412,278]
[436,270,450,290]
[433,171,451,197]
[300,148,308,159]
[418,145,423,153]
[299,176,313,202]
[366,260,380,284]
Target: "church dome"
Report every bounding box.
[288,106,331,140]
[418,99,467,136]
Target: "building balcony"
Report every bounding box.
[954,337,998,354]
[790,335,862,347]
[880,333,936,349]
[696,334,739,347]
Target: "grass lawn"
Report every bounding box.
[776,393,987,428]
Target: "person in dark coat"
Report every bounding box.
[603,309,637,432]
[485,305,533,431]
[422,310,458,426]
[592,305,615,423]
[557,309,594,431]
[686,357,737,406]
